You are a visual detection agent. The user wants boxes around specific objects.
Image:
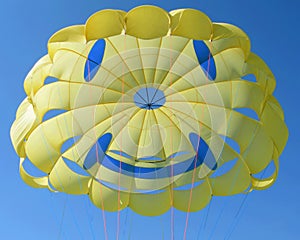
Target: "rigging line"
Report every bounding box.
[207,203,227,240]
[203,198,213,239]
[168,37,175,240]
[83,201,96,240]
[122,208,129,239]
[224,193,249,240]
[183,138,199,240]
[128,209,134,240]
[84,60,98,240]
[39,83,89,239]
[87,63,109,240]
[88,54,109,240]
[224,166,268,240]
[211,116,260,239]
[183,41,212,237]
[117,43,126,240]
[197,40,214,240]
[196,197,213,240]
[207,95,248,240]
[222,108,264,240]
[95,143,109,240]
[57,194,69,240]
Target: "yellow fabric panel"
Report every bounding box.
[48,25,86,59]
[108,110,147,158]
[242,127,273,173]
[25,125,61,173]
[211,23,250,58]
[170,9,212,40]
[137,38,162,84]
[23,55,52,96]
[173,179,212,212]
[251,150,279,190]
[261,102,288,154]
[50,50,84,81]
[89,179,129,212]
[34,82,70,121]
[231,81,265,113]
[214,48,246,81]
[49,157,89,194]
[10,98,37,157]
[85,10,126,41]
[94,166,133,189]
[104,37,146,87]
[153,39,199,86]
[267,95,285,120]
[210,159,250,195]
[244,52,276,93]
[19,158,49,189]
[125,6,170,39]
[105,35,139,59]
[226,111,262,152]
[129,188,171,216]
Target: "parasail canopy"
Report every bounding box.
[10,5,288,216]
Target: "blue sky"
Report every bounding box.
[1,0,299,239]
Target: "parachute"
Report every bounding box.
[10,5,288,216]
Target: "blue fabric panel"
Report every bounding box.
[134,87,166,110]
[84,39,106,81]
[193,40,211,63]
[189,133,217,170]
[201,59,217,80]
[97,133,112,152]
[193,40,217,80]
[83,133,112,169]
[100,153,200,179]
[84,132,217,179]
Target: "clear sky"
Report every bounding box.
[1,0,299,239]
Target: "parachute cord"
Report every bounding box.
[196,39,214,240]
[169,37,175,240]
[197,199,212,239]
[224,193,249,240]
[117,36,126,240]
[122,208,129,239]
[83,57,108,239]
[88,56,109,240]
[47,78,92,239]
[205,40,247,239]
[224,166,267,240]
[128,210,134,240]
[183,135,200,240]
[207,203,227,240]
[95,140,109,240]
[222,102,265,239]
[100,183,109,240]
[57,194,68,240]
[183,171,196,240]
[83,198,96,240]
